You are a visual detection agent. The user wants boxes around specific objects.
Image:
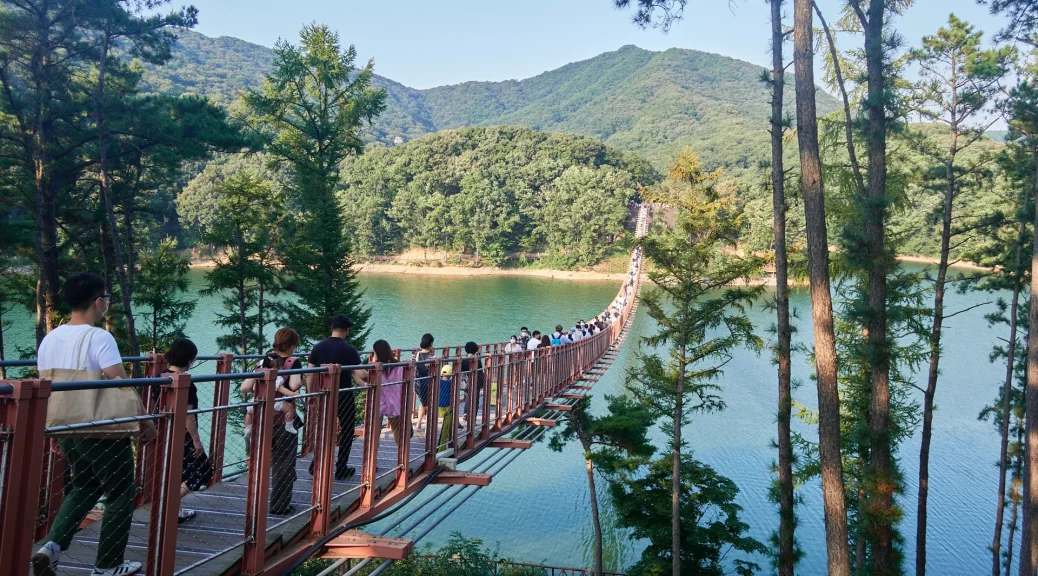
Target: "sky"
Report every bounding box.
[175,0,1012,90]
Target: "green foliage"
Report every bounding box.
[176,153,289,243]
[200,173,282,357]
[245,24,385,347]
[133,238,197,353]
[610,454,767,576]
[339,126,648,267]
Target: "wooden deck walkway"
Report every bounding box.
[46,431,430,575]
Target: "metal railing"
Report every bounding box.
[0,206,648,576]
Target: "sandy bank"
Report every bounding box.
[355,263,627,281]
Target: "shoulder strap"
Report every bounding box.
[284,357,297,370]
[72,328,101,371]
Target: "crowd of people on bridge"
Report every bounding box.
[28,242,643,576]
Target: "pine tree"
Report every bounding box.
[627,148,763,574]
[244,23,386,347]
[549,395,655,576]
[133,238,197,354]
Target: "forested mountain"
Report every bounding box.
[141,31,840,172]
[337,126,652,266]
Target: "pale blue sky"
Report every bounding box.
[177,0,1009,89]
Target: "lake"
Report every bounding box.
[2,266,1012,574]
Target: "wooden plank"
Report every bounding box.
[432,471,492,487]
[527,418,557,427]
[571,385,593,390]
[544,403,573,412]
[490,439,532,450]
[323,531,412,560]
[558,393,585,400]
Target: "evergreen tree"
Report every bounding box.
[628,148,763,574]
[762,1,798,572]
[244,23,386,347]
[201,173,281,362]
[906,16,1013,573]
[133,237,197,354]
[549,395,655,576]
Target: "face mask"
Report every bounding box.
[98,297,110,317]
[510,338,517,344]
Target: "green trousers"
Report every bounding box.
[437,407,453,449]
[47,438,135,569]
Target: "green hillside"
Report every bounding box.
[141,31,839,172]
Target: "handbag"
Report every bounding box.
[40,327,146,438]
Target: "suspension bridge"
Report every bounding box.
[0,207,649,576]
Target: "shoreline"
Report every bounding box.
[186,253,992,282]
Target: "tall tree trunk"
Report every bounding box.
[1019,150,1038,576]
[583,438,604,576]
[258,280,265,353]
[673,329,688,576]
[1011,476,1023,576]
[995,222,1025,576]
[32,6,60,345]
[0,303,7,380]
[917,110,959,576]
[793,1,850,574]
[96,27,142,370]
[861,2,894,572]
[771,2,795,573]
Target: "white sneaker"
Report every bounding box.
[284,421,297,435]
[91,561,142,575]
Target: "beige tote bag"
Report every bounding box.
[40,327,145,438]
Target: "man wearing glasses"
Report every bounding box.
[32,273,155,576]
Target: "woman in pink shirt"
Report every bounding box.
[373,339,405,447]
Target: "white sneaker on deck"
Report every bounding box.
[90,561,142,575]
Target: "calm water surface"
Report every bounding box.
[4,267,1011,573]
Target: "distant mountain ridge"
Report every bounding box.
[142,30,841,171]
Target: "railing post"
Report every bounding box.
[360,366,382,510]
[136,354,167,508]
[146,372,189,576]
[242,368,277,575]
[209,353,233,485]
[397,361,415,489]
[0,379,50,576]
[450,357,462,454]
[424,358,440,469]
[310,364,339,536]
[480,353,493,440]
[35,437,64,542]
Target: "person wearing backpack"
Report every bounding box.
[550,325,564,346]
[519,327,531,349]
[32,273,156,576]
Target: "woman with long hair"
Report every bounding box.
[373,339,405,447]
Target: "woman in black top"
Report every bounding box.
[413,333,435,433]
[166,339,214,524]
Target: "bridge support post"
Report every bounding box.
[310,364,340,536]
[146,372,189,576]
[424,358,441,470]
[242,368,277,575]
[0,379,50,576]
[396,361,415,490]
[359,366,382,510]
[136,354,167,509]
[208,353,233,485]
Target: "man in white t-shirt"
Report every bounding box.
[32,273,155,576]
[526,330,542,351]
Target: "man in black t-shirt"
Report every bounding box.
[308,314,367,481]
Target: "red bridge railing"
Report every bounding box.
[0,209,647,576]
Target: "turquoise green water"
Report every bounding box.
[3,267,1013,573]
